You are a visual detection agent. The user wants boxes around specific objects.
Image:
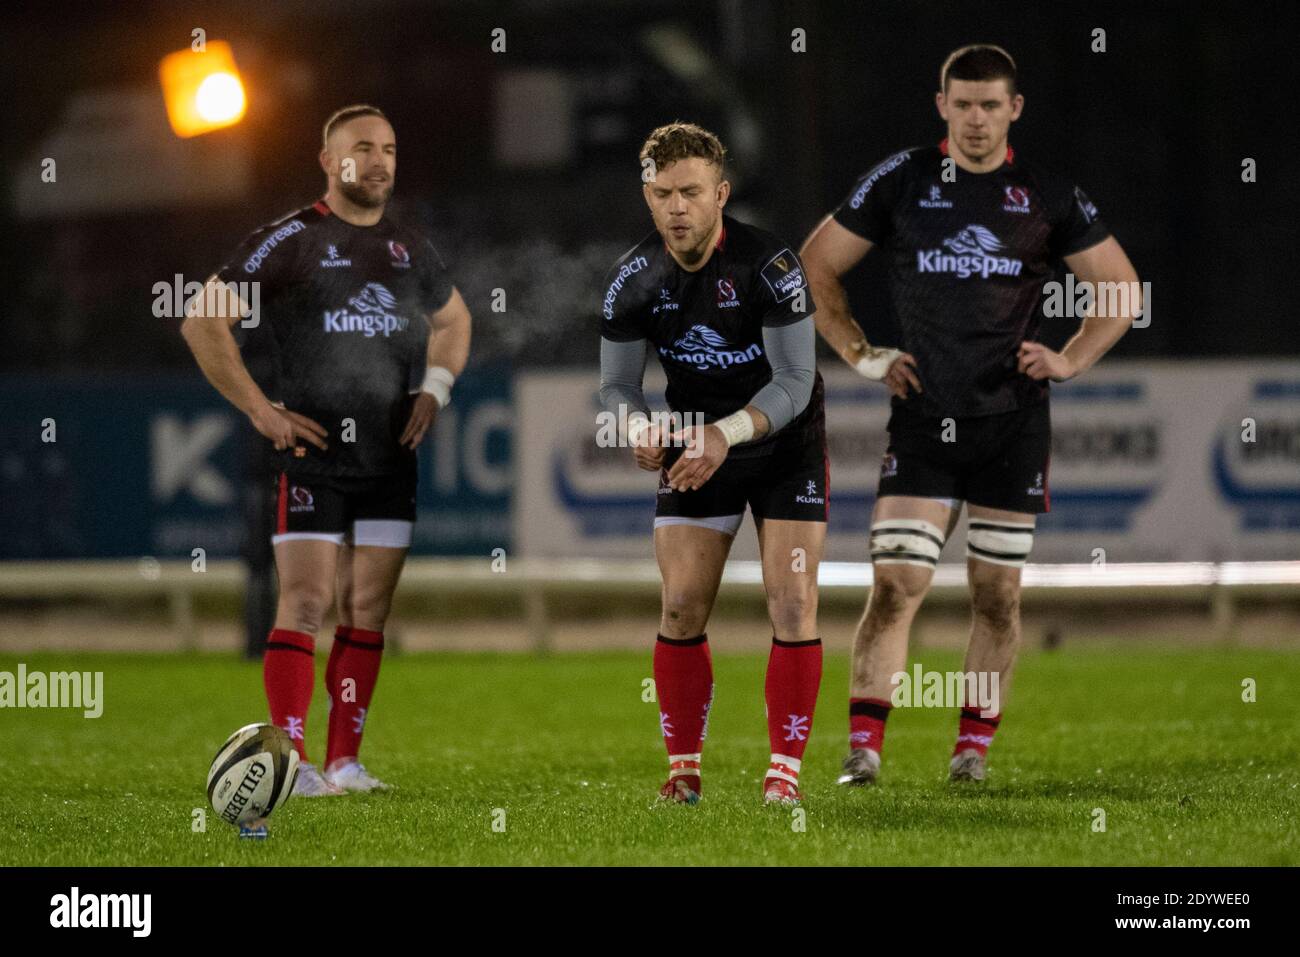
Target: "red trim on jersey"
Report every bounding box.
[938,137,1014,165]
[822,445,830,523]
[276,472,288,534]
[661,221,728,257]
[1043,452,1051,512]
[313,199,332,216]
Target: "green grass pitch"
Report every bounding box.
[1,647,1296,866]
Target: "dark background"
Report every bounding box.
[2,0,1296,372]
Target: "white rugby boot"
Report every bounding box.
[949,748,987,782]
[324,758,392,792]
[836,748,882,786]
[293,761,345,797]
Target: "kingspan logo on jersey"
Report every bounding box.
[917,225,1023,279]
[323,282,410,337]
[660,324,762,369]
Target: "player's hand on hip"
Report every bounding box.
[400,392,439,449]
[1018,341,1076,382]
[250,402,328,453]
[883,352,923,398]
[858,347,922,398]
[632,423,667,471]
[665,423,728,492]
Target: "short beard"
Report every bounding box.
[339,178,392,209]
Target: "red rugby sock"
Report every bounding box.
[325,625,385,770]
[954,708,1001,758]
[849,696,892,754]
[263,628,315,761]
[653,634,714,788]
[764,637,823,787]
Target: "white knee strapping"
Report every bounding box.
[870,519,946,567]
[967,520,1035,567]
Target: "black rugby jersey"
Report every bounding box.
[601,214,824,459]
[215,200,454,478]
[833,140,1111,418]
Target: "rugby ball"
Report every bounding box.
[206,723,299,826]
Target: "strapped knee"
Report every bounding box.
[870,519,945,568]
[967,520,1035,567]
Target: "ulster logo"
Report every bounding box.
[388,240,411,268]
[1003,185,1031,214]
[716,277,740,309]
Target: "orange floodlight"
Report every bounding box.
[159,41,247,137]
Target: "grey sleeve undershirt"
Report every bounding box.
[749,316,816,434]
[598,336,650,419]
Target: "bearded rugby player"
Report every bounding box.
[182,105,472,795]
[599,123,826,805]
[799,46,1140,784]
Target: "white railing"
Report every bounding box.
[0,558,1295,650]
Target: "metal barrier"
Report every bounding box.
[1,559,1296,650]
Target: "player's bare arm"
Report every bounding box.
[1018,237,1140,382]
[180,276,328,452]
[400,287,473,449]
[800,215,922,398]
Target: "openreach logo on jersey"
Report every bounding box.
[0,664,102,718]
[50,887,150,937]
[242,218,305,273]
[659,324,762,368]
[849,150,910,208]
[323,282,410,337]
[603,255,649,320]
[918,224,1023,279]
[890,664,999,717]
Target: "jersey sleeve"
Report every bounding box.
[417,238,455,314]
[599,257,648,342]
[214,218,305,300]
[831,150,911,244]
[754,245,815,328]
[1049,183,1111,259]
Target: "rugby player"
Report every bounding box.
[181,105,472,795]
[599,123,826,805]
[799,46,1140,783]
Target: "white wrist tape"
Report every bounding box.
[420,366,456,409]
[854,347,904,381]
[627,413,651,447]
[713,409,755,448]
